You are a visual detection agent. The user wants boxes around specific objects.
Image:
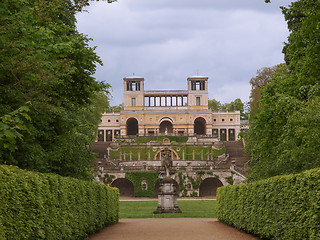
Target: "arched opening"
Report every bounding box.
[154,179,179,197]
[194,117,206,135]
[199,177,223,197]
[126,118,138,136]
[111,178,134,197]
[154,148,179,161]
[159,121,173,134]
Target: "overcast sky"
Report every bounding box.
[76,0,294,106]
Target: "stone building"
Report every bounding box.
[97,75,241,142]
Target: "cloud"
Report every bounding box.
[77,0,293,105]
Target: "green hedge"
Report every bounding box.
[0,165,119,240]
[125,172,159,197]
[216,168,320,240]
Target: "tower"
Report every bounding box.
[187,76,208,110]
[123,76,144,111]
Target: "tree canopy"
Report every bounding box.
[0,0,112,179]
[246,0,320,181]
[208,98,247,119]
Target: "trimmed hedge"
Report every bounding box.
[216,168,320,240]
[0,165,119,240]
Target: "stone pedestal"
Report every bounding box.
[154,177,182,214]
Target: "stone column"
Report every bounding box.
[192,150,195,160]
[120,151,122,161]
[123,152,126,161]
[207,151,209,161]
[182,150,185,160]
[148,151,151,160]
[138,151,140,161]
[201,150,203,160]
[130,151,132,161]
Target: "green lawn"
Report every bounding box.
[119,200,216,218]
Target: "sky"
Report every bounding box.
[76,0,294,106]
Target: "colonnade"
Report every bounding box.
[144,95,188,107]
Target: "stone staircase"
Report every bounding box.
[225,141,251,168]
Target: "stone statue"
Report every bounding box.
[154,148,181,214]
[161,148,172,177]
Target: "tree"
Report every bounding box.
[208,98,248,119]
[0,0,112,179]
[227,98,245,118]
[109,103,124,112]
[246,0,320,181]
[208,99,221,111]
[249,64,287,115]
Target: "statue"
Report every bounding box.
[154,148,181,214]
[161,148,172,177]
[165,127,168,136]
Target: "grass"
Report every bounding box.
[109,146,226,161]
[119,200,216,218]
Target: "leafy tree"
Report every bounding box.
[227,98,245,118]
[249,64,287,116]
[246,0,320,181]
[208,99,222,111]
[208,98,247,119]
[0,0,112,179]
[109,103,124,112]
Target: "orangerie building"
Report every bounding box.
[97,75,240,142]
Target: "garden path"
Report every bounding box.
[89,218,259,240]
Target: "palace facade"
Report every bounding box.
[97,75,240,142]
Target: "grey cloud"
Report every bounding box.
[126,0,293,12]
[77,0,290,105]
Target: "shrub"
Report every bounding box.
[0,165,119,240]
[216,168,320,240]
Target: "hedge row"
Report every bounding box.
[216,168,320,240]
[0,165,119,240]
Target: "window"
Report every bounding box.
[116,119,119,122]
[131,98,136,106]
[183,96,188,106]
[150,97,154,106]
[155,97,160,106]
[166,96,171,106]
[144,97,150,106]
[213,118,217,122]
[98,130,104,142]
[191,81,205,90]
[196,97,201,106]
[106,130,112,141]
[212,129,218,136]
[172,97,177,106]
[108,119,111,122]
[230,118,233,122]
[222,118,225,122]
[126,81,140,91]
[161,96,166,106]
[114,130,120,137]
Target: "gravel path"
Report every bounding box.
[89,218,259,240]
